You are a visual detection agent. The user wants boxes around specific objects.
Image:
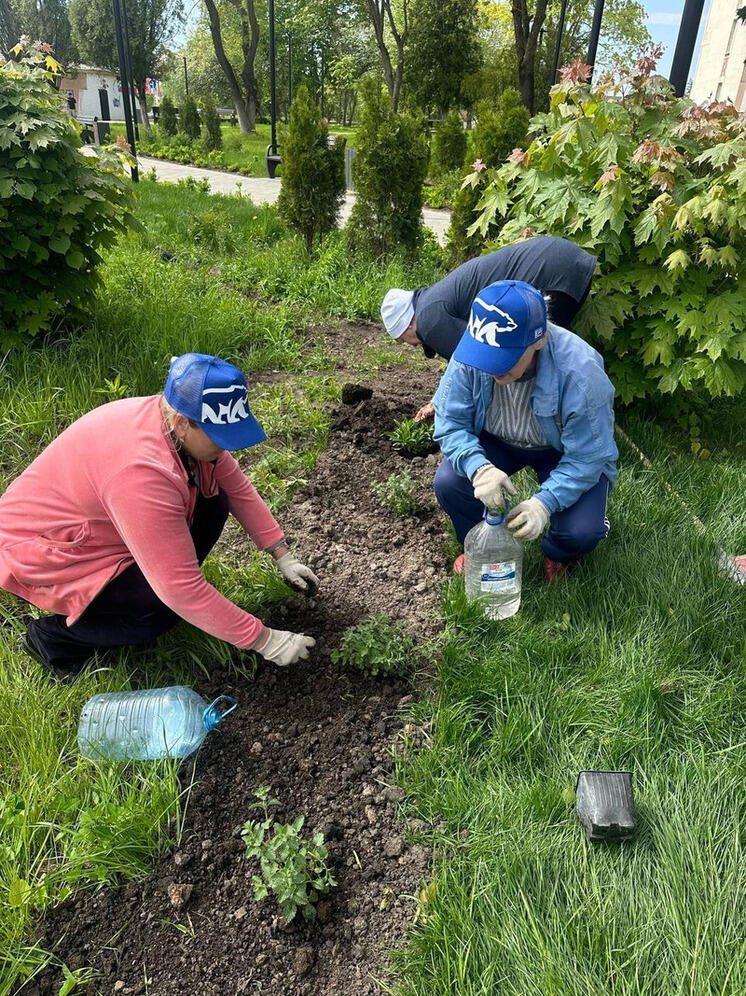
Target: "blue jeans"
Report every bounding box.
[434,433,610,562]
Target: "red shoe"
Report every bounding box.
[453,553,465,575]
[544,557,577,582]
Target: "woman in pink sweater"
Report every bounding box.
[0,353,317,677]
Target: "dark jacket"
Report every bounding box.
[413,237,597,359]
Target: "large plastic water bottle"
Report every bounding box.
[78,686,238,761]
[464,506,524,619]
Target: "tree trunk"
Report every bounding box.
[136,86,152,133]
[511,0,549,113]
[204,0,254,133]
[230,0,260,131]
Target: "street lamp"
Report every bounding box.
[112,0,138,181]
[265,0,281,176]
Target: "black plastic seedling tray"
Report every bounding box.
[576,770,636,843]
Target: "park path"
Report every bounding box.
[136,155,452,243]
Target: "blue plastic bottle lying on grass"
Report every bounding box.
[78,686,238,761]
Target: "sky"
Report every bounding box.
[643,0,712,79]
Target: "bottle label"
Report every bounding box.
[480,561,518,594]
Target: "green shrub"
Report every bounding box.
[372,469,421,516]
[423,169,462,208]
[242,787,335,923]
[201,99,222,151]
[388,417,435,456]
[346,79,429,258]
[277,85,345,250]
[159,95,178,136]
[0,43,135,343]
[472,54,746,404]
[430,111,467,177]
[331,613,415,676]
[180,95,200,140]
[446,88,529,267]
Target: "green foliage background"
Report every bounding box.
[0,46,135,343]
[471,57,746,405]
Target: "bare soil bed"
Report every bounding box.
[29,323,450,996]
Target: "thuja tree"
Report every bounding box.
[0,41,135,343]
[160,95,178,135]
[469,51,746,405]
[201,98,222,150]
[346,78,429,258]
[277,85,345,251]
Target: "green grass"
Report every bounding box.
[388,403,746,995]
[0,177,436,993]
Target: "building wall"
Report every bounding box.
[58,70,127,122]
[690,0,746,109]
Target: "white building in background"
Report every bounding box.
[57,66,127,122]
[690,1,746,109]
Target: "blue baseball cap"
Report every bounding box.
[164,353,266,451]
[453,280,547,376]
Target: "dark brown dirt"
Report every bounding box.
[28,324,449,996]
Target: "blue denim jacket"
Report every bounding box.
[433,324,618,514]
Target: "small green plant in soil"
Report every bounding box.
[331,613,415,676]
[388,418,435,457]
[372,469,421,516]
[241,787,335,922]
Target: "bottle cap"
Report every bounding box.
[484,502,510,526]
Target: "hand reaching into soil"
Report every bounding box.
[413,401,435,423]
[274,552,319,593]
[254,628,316,666]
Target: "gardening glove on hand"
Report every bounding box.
[506,497,550,541]
[256,628,316,667]
[472,463,517,510]
[275,552,319,593]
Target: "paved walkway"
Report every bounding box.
[135,155,452,243]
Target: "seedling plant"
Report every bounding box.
[372,470,422,516]
[241,787,336,923]
[331,612,415,677]
[388,418,435,457]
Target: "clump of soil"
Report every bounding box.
[29,328,449,996]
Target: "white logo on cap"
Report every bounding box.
[468,297,518,347]
[202,384,250,425]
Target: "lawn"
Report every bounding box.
[3,174,746,994]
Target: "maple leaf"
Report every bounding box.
[635,44,664,77]
[650,170,675,191]
[598,164,621,187]
[559,59,592,84]
[507,148,528,166]
[520,226,534,239]
[471,158,487,173]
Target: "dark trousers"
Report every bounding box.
[28,490,229,667]
[433,433,610,562]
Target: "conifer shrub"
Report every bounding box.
[430,110,467,177]
[470,52,746,405]
[159,95,178,136]
[446,88,528,267]
[201,99,222,151]
[181,95,200,140]
[0,42,135,343]
[346,79,429,258]
[276,85,345,250]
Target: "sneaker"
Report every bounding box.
[544,556,578,583]
[452,553,465,575]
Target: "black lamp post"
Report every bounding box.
[266,0,281,176]
[551,0,569,85]
[669,0,706,96]
[120,0,139,140]
[586,0,605,80]
[287,26,292,110]
[112,0,138,181]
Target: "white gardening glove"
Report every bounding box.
[275,552,319,592]
[506,497,550,541]
[255,628,316,666]
[472,463,517,509]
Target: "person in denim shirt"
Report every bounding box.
[433,280,618,581]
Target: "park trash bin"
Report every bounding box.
[576,770,636,842]
[78,685,238,761]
